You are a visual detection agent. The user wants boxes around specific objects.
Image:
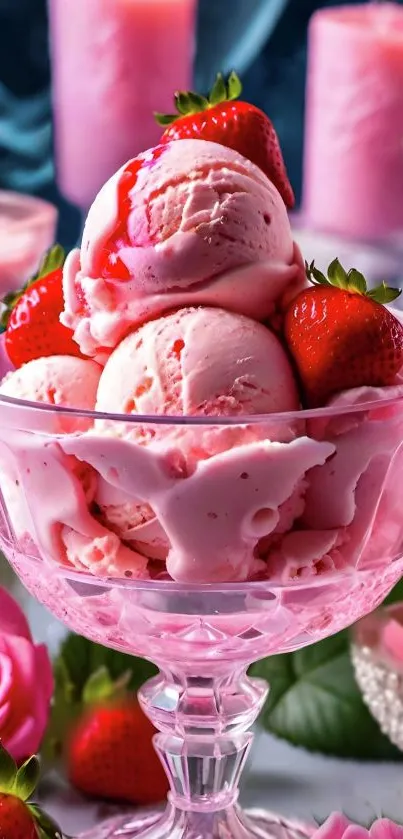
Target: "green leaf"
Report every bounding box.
[368,282,402,305]
[41,656,77,763]
[35,245,65,282]
[82,665,130,705]
[0,744,17,793]
[327,258,348,289]
[14,756,40,802]
[305,260,327,286]
[209,73,227,106]
[187,91,209,112]
[154,112,178,126]
[227,71,243,100]
[59,634,157,700]
[251,631,402,760]
[42,634,157,762]
[385,578,403,605]
[1,244,65,329]
[347,268,367,295]
[2,291,18,308]
[83,665,115,704]
[175,91,192,115]
[29,804,64,839]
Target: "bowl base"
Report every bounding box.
[76,805,314,839]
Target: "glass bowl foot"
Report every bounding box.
[76,805,314,839]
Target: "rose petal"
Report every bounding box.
[370,820,403,839]
[0,652,13,705]
[0,700,11,728]
[35,645,54,703]
[0,588,31,640]
[6,716,37,763]
[0,634,53,761]
[344,826,371,839]
[314,814,353,839]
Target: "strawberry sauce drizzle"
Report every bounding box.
[96,145,167,282]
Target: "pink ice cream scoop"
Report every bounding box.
[0,353,148,579]
[61,139,304,361]
[94,306,301,567]
[0,355,101,433]
[95,306,300,421]
[0,355,100,548]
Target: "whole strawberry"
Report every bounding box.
[284,259,403,408]
[65,667,168,806]
[0,743,62,839]
[2,245,83,368]
[0,795,38,839]
[156,72,294,208]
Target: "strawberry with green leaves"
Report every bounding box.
[2,246,83,368]
[66,668,168,806]
[0,744,62,839]
[46,636,167,807]
[284,259,403,408]
[156,72,294,209]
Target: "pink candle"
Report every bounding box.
[303,2,403,241]
[0,191,57,298]
[48,0,196,211]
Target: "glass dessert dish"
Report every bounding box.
[1,388,403,839]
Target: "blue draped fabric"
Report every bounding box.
[0,0,382,248]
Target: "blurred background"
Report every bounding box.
[0,0,361,250]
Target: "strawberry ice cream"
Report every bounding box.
[1,126,403,588]
[92,306,300,567]
[95,306,299,426]
[61,140,304,362]
[0,355,101,433]
[0,354,149,579]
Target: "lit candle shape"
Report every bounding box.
[48,0,197,212]
[303,2,403,242]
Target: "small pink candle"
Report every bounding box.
[303,2,403,241]
[0,191,57,298]
[49,0,196,212]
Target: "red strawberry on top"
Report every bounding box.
[2,245,83,368]
[156,71,295,209]
[0,743,62,838]
[284,259,403,408]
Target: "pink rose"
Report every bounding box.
[314,814,403,839]
[0,587,53,761]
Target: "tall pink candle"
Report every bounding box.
[303,2,403,241]
[48,0,196,212]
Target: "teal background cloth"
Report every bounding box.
[0,0,384,248]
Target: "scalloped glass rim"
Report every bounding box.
[0,389,402,426]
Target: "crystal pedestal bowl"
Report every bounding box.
[0,388,403,839]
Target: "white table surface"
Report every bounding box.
[5,580,400,837]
